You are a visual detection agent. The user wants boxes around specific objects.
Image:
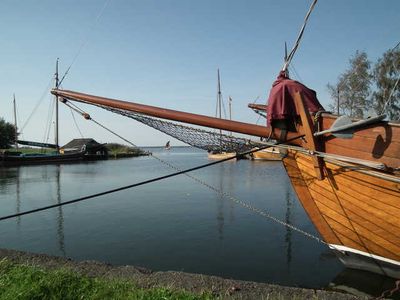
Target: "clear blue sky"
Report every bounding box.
[1,0,399,146]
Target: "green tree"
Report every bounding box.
[372,47,400,120]
[327,51,372,118]
[0,118,16,149]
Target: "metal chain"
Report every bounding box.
[63,101,327,245]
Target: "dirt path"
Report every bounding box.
[0,248,364,299]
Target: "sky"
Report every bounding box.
[1,0,399,146]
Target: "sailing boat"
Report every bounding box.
[207,69,236,160]
[50,2,400,279]
[0,61,106,167]
[52,71,400,279]
[165,141,171,150]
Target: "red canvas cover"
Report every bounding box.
[266,71,324,126]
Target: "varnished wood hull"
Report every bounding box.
[283,150,400,278]
[251,147,284,161]
[207,152,236,160]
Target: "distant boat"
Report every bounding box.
[208,69,236,160]
[165,141,171,150]
[250,147,285,161]
[0,60,107,167]
[51,1,400,278]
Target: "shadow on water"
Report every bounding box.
[328,268,400,299]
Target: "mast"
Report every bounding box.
[13,94,18,149]
[55,58,60,151]
[229,96,232,136]
[217,69,222,148]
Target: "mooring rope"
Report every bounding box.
[0,134,304,223]
[60,100,332,244]
[3,99,330,245]
[282,0,318,72]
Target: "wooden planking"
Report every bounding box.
[324,134,400,160]
[312,193,400,250]
[320,115,400,142]
[296,154,400,227]
[319,116,400,169]
[308,178,400,233]
[323,213,400,262]
[325,160,400,196]
[324,143,400,169]
[282,152,341,244]
[323,215,366,250]
[297,153,400,203]
[290,150,400,262]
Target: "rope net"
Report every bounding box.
[92,104,263,152]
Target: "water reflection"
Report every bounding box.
[0,148,395,293]
[284,180,292,266]
[329,268,400,299]
[12,168,21,227]
[55,166,66,256]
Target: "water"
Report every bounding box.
[0,146,369,289]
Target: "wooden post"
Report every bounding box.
[293,92,325,180]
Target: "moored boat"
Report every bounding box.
[49,1,400,279]
[50,78,400,279]
[250,147,285,161]
[1,61,108,167]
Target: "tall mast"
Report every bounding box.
[217,69,222,143]
[228,96,232,136]
[55,58,60,151]
[217,69,222,120]
[13,94,18,149]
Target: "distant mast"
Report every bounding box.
[217,69,222,147]
[13,94,18,149]
[228,96,232,136]
[55,58,60,151]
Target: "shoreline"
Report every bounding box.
[0,248,363,299]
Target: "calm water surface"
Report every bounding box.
[0,147,352,288]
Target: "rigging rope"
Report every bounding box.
[59,100,329,244]
[69,108,84,138]
[282,0,318,72]
[0,134,302,220]
[58,0,111,86]
[20,77,54,133]
[3,97,329,245]
[0,131,325,245]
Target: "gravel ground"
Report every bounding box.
[0,248,367,299]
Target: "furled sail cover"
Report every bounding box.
[266,71,324,126]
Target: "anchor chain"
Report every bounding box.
[63,101,327,245]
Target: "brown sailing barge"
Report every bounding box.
[51,76,400,279]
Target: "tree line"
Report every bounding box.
[0,118,16,149]
[327,46,400,120]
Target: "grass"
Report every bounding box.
[106,143,150,157]
[0,259,213,300]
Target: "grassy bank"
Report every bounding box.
[106,143,151,158]
[0,259,211,300]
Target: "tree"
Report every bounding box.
[0,118,16,149]
[372,48,400,120]
[327,51,372,118]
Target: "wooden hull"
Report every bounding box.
[251,147,284,161]
[283,150,400,278]
[207,152,236,160]
[51,89,400,277]
[0,151,105,167]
